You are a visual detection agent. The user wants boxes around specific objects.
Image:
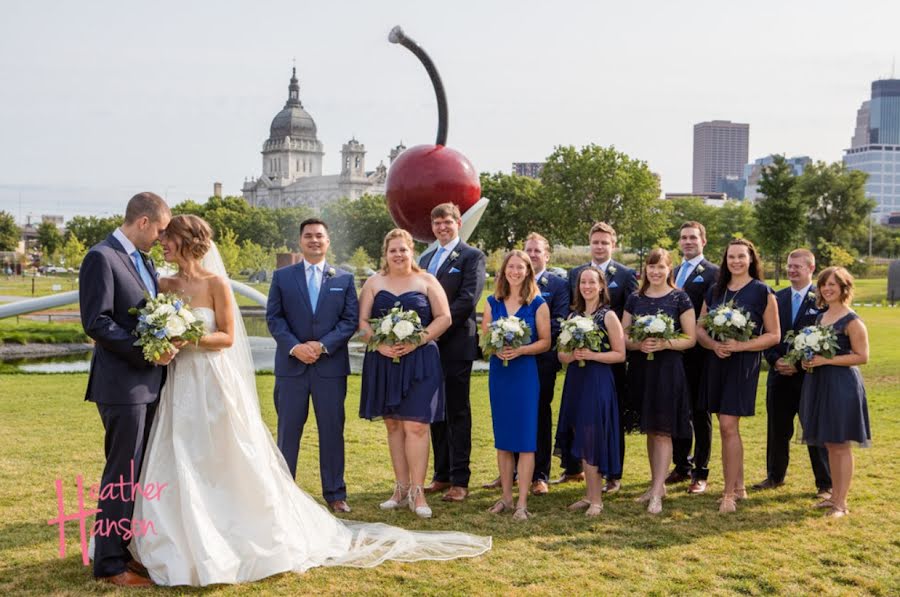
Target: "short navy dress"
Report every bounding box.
[700,279,773,417]
[359,290,445,423]
[553,307,622,477]
[799,312,871,447]
[625,290,694,438]
[487,294,544,452]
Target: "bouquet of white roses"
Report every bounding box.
[129,293,205,363]
[627,311,682,360]
[556,315,607,367]
[700,301,755,343]
[783,324,839,373]
[368,303,425,363]
[480,315,532,367]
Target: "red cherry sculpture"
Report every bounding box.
[385,26,481,242]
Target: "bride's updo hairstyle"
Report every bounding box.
[166,214,214,260]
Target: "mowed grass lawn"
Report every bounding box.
[0,308,898,595]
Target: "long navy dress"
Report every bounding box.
[553,307,622,477]
[701,279,773,417]
[487,294,544,452]
[799,312,871,447]
[359,291,445,423]
[625,290,694,438]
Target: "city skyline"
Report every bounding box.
[2,0,900,222]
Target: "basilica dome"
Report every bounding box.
[269,68,318,140]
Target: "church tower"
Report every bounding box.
[340,138,367,181]
[261,67,324,183]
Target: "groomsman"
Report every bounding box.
[484,233,569,494]
[667,221,719,494]
[267,218,359,513]
[420,203,486,503]
[754,249,832,497]
[565,222,637,492]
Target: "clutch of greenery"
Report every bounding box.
[783,324,840,373]
[556,315,608,367]
[368,304,425,363]
[627,311,683,360]
[700,301,755,343]
[480,315,532,367]
[129,293,205,363]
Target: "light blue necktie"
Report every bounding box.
[791,291,803,324]
[308,264,320,313]
[131,251,156,297]
[428,247,445,276]
[675,262,691,289]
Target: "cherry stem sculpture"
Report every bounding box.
[389,26,448,147]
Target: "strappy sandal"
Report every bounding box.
[718,494,737,513]
[567,498,591,512]
[824,506,849,518]
[488,499,513,514]
[585,503,603,517]
[512,507,532,521]
[814,498,834,509]
[379,482,410,510]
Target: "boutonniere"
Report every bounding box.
[448,250,460,262]
[696,264,705,274]
[325,267,336,278]
[807,291,816,303]
[539,276,548,287]
[607,264,617,276]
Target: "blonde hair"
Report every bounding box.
[494,250,538,305]
[525,232,551,253]
[788,248,816,268]
[380,228,422,275]
[589,221,617,244]
[165,214,213,260]
[816,266,854,307]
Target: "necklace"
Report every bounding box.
[723,279,751,304]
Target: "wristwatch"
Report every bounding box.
[319,342,328,355]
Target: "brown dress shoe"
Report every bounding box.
[665,470,691,484]
[97,571,154,588]
[424,481,452,494]
[442,486,468,502]
[688,479,708,494]
[550,472,585,485]
[751,478,784,490]
[126,560,149,577]
[328,499,352,513]
[531,480,549,496]
[482,477,502,489]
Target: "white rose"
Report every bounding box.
[559,329,573,346]
[178,308,196,324]
[807,331,821,345]
[648,318,667,334]
[501,319,522,333]
[574,317,594,331]
[491,330,502,343]
[393,320,415,340]
[794,335,807,349]
[731,312,747,327]
[154,304,176,318]
[379,318,393,335]
[713,314,727,326]
[167,315,187,337]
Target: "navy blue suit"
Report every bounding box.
[763,286,831,489]
[672,258,719,481]
[419,241,485,487]
[79,234,165,578]
[568,260,637,480]
[266,261,358,502]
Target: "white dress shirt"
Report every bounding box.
[430,236,461,273]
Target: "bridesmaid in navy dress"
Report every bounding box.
[697,239,780,513]
[555,266,625,517]
[359,229,451,519]
[799,267,871,518]
[483,250,551,521]
[621,249,696,515]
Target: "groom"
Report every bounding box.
[79,192,171,587]
[266,218,359,513]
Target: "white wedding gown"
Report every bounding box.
[130,307,491,587]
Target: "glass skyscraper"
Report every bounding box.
[869,80,900,145]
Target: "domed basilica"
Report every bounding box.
[242,68,404,211]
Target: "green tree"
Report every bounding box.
[238,240,270,275]
[470,172,544,252]
[754,155,805,284]
[60,234,87,269]
[66,215,123,247]
[348,246,373,275]
[216,228,241,276]
[0,211,19,251]
[853,224,900,258]
[795,161,876,265]
[539,144,661,247]
[665,197,723,258]
[321,194,395,262]
[272,206,315,251]
[37,221,63,262]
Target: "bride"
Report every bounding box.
[128,214,491,587]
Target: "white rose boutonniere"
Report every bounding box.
[607,264,617,276]
[539,276,548,287]
[448,250,460,262]
[807,291,816,303]
[325,267,336,278]
[696,264,706,275]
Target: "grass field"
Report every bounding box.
[0,308,898,595]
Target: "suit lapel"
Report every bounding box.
[313,262,330,313]
[108,235,149,293]
[292,261,313,312]
[778,290,792,334]
[436,243,462,279]
[795,289,815,329]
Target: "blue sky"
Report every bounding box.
[1,0,898,222]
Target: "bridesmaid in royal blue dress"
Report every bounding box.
[483,250,551,521]
[697,239,780,513]
[621,249,696,515]
[358,229,451,519]
[555,266,626,517]
[799,267,871,518]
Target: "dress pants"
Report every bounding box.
[673,347,712,480]
[431,358,473,487]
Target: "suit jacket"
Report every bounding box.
[568,260,637,320]
[536,270,570,372]
[80,234,165,405]
[674,258,719,317]
[764,286,824,391]
[266,261,359,378]
[419,241,485,361]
